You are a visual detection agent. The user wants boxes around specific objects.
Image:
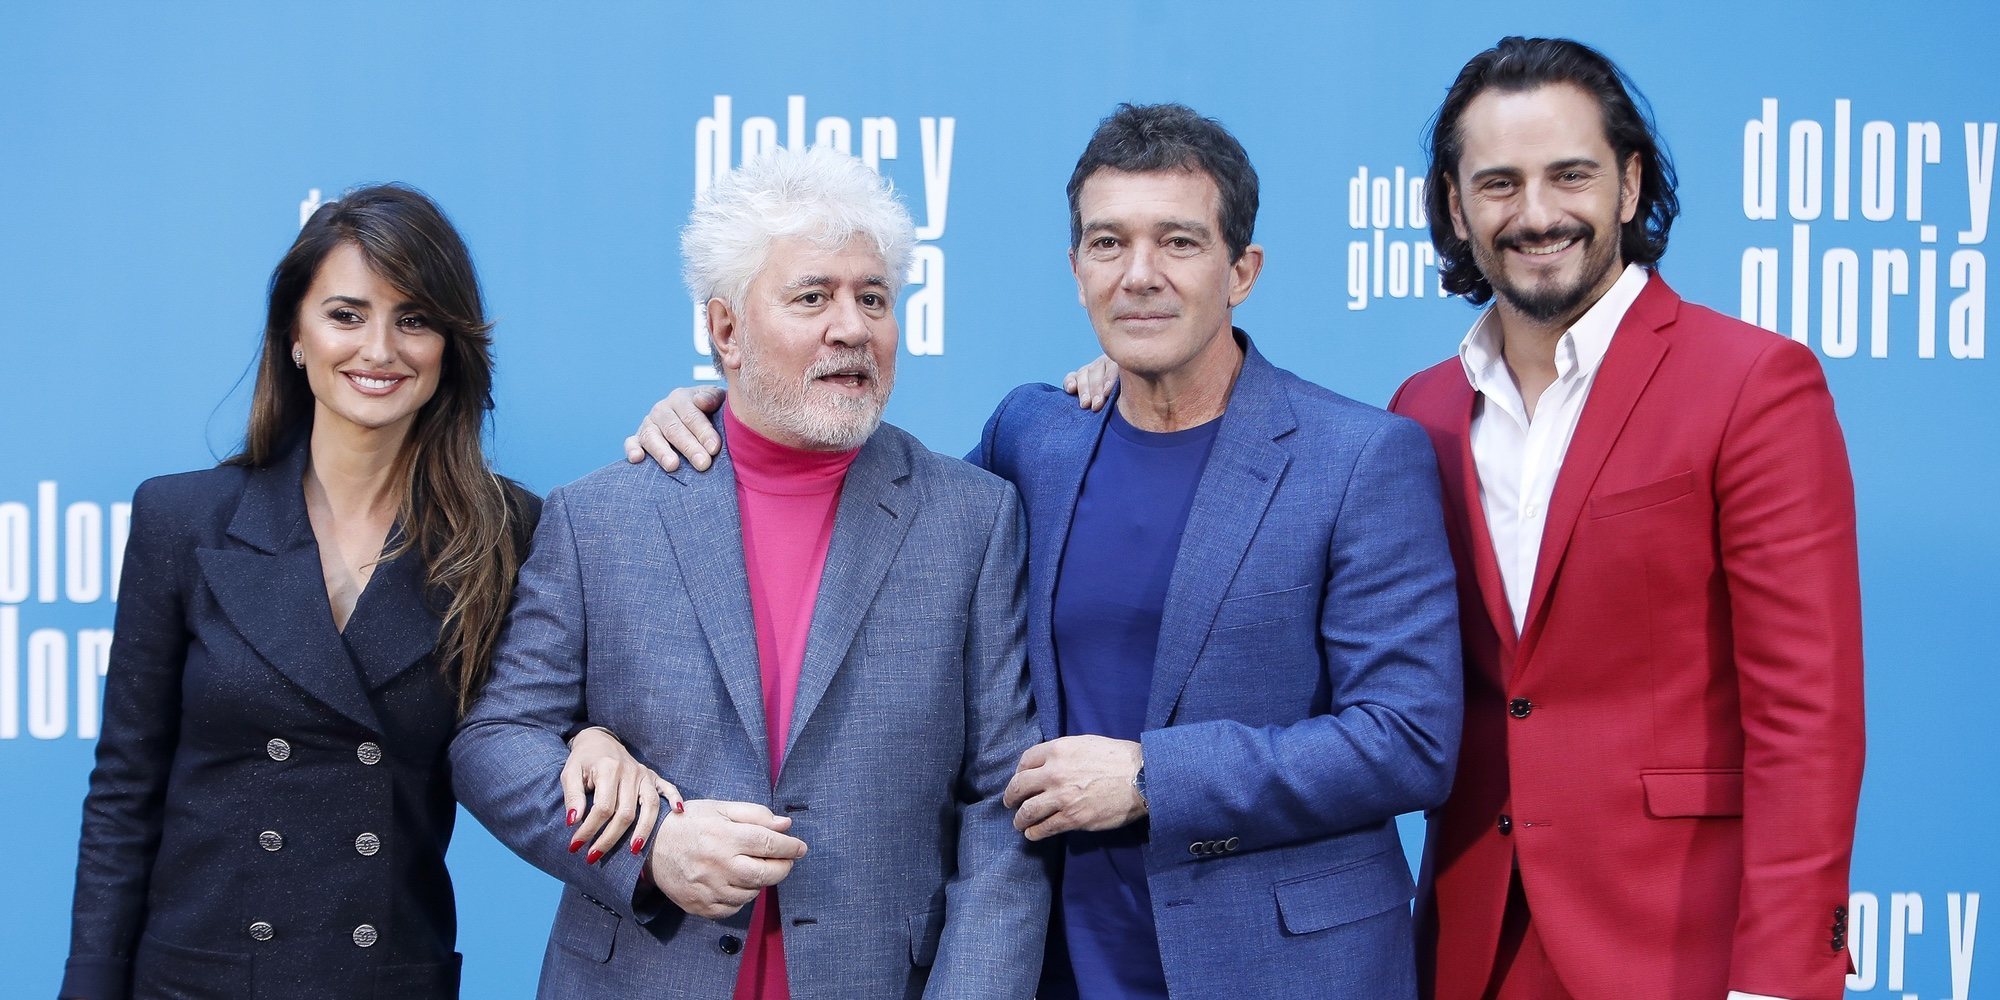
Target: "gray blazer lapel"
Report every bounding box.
[784,430,917,759]
[1145,339,1294,729]
[658,428,771,766]
[197,447,383,732]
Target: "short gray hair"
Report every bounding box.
[682,145,916,312]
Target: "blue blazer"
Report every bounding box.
[451,418,1051,1000]
[64,443,536,1000]
[973,334,1463,999]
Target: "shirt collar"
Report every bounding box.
[1458,263,1651,394]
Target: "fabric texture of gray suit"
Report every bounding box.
[973,333,1464,999]
[451,416,1050,1000]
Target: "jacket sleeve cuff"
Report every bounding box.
[60,957,130,1000]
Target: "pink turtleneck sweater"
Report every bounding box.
[724,404,859,1000]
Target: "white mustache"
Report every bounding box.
[805,353,881,383]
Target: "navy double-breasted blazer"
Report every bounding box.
[63,444,536,1000]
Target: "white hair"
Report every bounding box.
[681,145,916,312]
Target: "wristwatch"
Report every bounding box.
[1131,763,1148,810]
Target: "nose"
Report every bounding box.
[1120,242,1163,294]
[825,293,873,348]
[1519,180,1562,234]
[356,318,397,364]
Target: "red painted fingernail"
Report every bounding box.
[568,839,584,854]
[566,809,577,827]
[631,838,646,855]
[673,800,685,814]
[586,849,603,865]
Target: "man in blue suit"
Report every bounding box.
[631,105,1462,999]
[453,146,1048,999]
[979,103,1463,999]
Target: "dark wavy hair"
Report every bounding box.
[229,183,520,714]
[1068,102,1259,262]
[1424,36,1680,304]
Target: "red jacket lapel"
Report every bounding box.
[1515,274,1680,665]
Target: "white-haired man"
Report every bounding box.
[452,146,1049,999]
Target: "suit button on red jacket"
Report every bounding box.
[1508,697,1533,719]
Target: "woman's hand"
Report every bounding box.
[562,726,682,864]
[623,386,726,472]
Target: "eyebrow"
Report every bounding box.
[1469,158,1604,183]
[1081,219,1216,237]
[320,295,424,310]
[783,274,891,290]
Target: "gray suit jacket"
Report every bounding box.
[451,418,1048,1000]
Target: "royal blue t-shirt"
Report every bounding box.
[1041,404,1219,1000]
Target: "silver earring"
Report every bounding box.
[291,347,304,368]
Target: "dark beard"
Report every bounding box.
[1488,224,1617,325]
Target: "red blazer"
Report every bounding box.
[1390,273,1864,1000]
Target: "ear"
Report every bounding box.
[1070,247,1086,308]
[1446,176,1470,241]
[705,299,743,374]
[1618,151,1642,225]
[1226,244,1265,308]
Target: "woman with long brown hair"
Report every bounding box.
[61,185,661,1000]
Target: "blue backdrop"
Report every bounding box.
[2,4,1991,997]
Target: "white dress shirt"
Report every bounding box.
[1460,263,1646,635]
[1461,264,1789,1000]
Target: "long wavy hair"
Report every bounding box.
[229,183,519,714]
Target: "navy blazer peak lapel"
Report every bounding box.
[1145,335,1295,729]
[199,445,383,731]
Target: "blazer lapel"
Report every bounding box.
[1435,378,1520,659]
[1026,398,1115,740]
[1516,275,1678,661]
[658,425,770,766]
[784,430,918,758]
[1145,339,1292,730]
[196,446,382,732]
[340,537,442,693]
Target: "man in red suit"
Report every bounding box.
[1389,37,1865,1000]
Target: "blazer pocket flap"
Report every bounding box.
[1641,768,1744,818]
[1274,849,1414,936]
[908,906,946,967]
[555,891,622,963]
[1589,470,1696,518]
[1212,584,1317,632]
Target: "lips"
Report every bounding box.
[341,370,410,396]
[1516,238,1576,256]
[804,354,880,398]
[1500,227,1589,261]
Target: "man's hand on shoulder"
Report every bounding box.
[624,385,726,472]
[1062,355,1119,411]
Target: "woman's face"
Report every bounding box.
[293,241,446,442]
